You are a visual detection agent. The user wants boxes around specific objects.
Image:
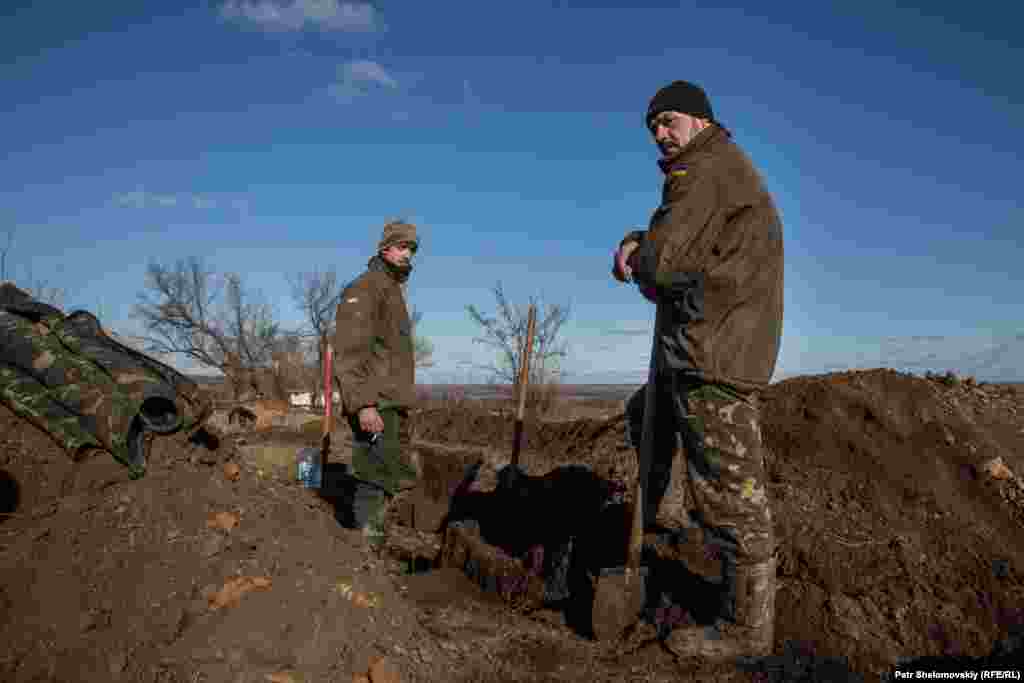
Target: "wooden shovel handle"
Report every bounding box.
[629,303,662,568]
[321,339,333,480]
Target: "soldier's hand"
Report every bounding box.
[358,406,384,434]
[613,241,640,283]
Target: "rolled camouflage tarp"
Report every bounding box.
[0,283,211,479]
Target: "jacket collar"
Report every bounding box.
[657,123,731,175]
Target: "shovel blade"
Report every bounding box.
[591,566,647,641]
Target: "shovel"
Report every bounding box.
[320,338,334,485]
[591,301,661,640]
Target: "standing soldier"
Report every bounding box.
[334,221,421,549]
[612,80,785,658]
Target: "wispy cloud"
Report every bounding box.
[112,189,248,213]
[346,60,397,87]
[327,59,399,102]
[219,0,379,33]
[114,189,177,209]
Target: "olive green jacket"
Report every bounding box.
[623,124,785,392]
[333,257,416,415]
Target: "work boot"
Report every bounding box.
[663,558,775,660]
[362,494,392,552]
[342,478,391,547]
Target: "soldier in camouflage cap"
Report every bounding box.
[0,282,212,479]
[334,221,420,549]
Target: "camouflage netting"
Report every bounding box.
[0,282,211,478]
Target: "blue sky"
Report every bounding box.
[3,1,1022,384]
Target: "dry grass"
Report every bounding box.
[238,443,302,478]
[300,417,327,436]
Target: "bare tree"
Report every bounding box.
[132,257,283,400]
[466,281,571,389]
[287,268,343,408]
[268,333,311,402]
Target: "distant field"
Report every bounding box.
[416,384,640,402]
[187,376,641,402]
[188,375,1022,403]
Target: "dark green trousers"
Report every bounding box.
[347,407,417,497]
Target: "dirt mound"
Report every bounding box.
[414,369,1024,676]
[0,406,424,682]
[1,369,1023,681]
[758,370,1024,675]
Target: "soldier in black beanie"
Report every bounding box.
[644,80,717,129]
[610,80,785,660]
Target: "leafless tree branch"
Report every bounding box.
[287,268,344,407]
[131,257,284,400]
[465,281,570,387]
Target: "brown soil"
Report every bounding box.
[2,369,1023,681]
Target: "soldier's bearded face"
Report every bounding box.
[381,242,415,268]
[649,111,707,158]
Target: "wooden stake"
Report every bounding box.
[511,305,537,468]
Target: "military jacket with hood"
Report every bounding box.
[333,257,416,415]
[623,124,785,393]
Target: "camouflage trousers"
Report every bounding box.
[626,374,774,569]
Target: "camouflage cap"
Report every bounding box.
[377,221,418,253]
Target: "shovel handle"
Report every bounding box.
[321,339,333,480]
[629,302,662,568]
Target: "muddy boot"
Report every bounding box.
[344,479,391,548]
[664,557,775,660]
[361,493,393,552]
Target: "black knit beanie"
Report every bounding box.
[645,81,715,128]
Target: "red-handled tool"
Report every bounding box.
[320,338,333,484]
